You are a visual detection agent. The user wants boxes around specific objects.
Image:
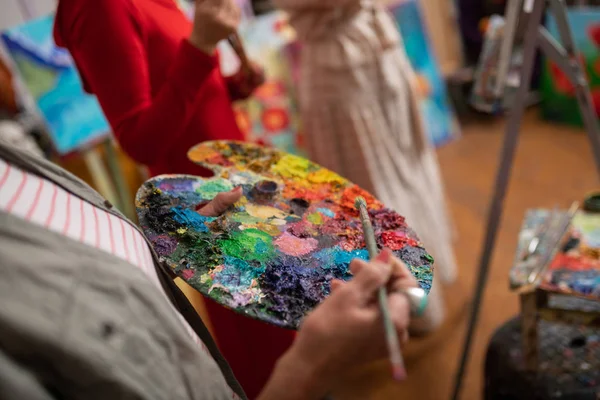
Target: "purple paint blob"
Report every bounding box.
[151,234,178,257]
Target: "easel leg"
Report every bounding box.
[82,147,119,207]
[451,1,546,399]
[520,291,539,372]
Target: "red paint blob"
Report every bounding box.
[380,231,409,250]
[370,209,406,231]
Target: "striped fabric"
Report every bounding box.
[0,157,239,399]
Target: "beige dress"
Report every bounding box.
[274,0,457,285]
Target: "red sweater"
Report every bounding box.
[53,0,245,177]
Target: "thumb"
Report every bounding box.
[198,187,243,216]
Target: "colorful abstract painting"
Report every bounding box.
[511,208,600,300]
[219,12,304,156]
[1,14,109,155]
[388,0,460,146]
[136,141,433,329]
[540,8,600,127]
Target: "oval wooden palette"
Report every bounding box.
[136,141,433,329]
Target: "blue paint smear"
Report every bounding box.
[313,247,369,275]
[214,256,265,289]
[171,207,213,232]
[317,208,335,218]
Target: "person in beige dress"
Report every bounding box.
[273,0,457,330]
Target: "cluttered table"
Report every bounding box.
[507,198,600,391]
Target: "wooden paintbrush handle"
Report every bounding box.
[228,32,251,72]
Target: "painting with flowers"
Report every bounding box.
[540,8,600,127]
[219,11,305,157]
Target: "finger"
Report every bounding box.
[198,187,243,216]
[388,292,411,333]
[349,258,365,276]
[222,0,241,29]
[387,256,418,292]
[402,328,410,344]
[348,259,391,299]
[329,279,345,293]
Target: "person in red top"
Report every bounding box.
[53,0,295,397]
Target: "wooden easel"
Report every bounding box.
[452,0,600,398]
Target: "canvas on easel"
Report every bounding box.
[1,14,109,156]
[387,0,461,146]
[540,7,600,126]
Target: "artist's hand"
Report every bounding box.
[228,61,266,100]
[197,187,242,216]
[260,250,416,399]
[244,61,266,92]
[190,0,241,54]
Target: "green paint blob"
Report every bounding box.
[209,286,232,303]
[219,228,274,262]
[230,212,262,225]
[170,232,224,273]
[196,178,234,200]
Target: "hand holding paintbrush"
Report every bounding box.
[227,32,266,98]
[272,250,419,398]
[354,196,428,381]
[188,0,241,54]
[187,0,264,97]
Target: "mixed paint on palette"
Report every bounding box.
[136,141,434,329]
[511,209,600,300]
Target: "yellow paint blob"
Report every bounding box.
[243,222,281,236]
[270,154,311,179]
[176,227,188,235]
[188,146,220,163]
[235,196,249,207]
[246,204,288,220]
[200,273,211,284]
[307,168,345,185]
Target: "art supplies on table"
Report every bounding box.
[136,141,434,330]
[510,203,600,300]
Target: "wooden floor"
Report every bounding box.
[61,110,599,400]
[332,110,599,400]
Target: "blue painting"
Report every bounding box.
[388,0,460,146]
[2,14,109,155]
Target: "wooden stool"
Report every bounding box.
[484,316,600,400]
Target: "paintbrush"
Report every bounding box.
[227,32,252,74]
[354,196,406,381]
[520,206,559,262]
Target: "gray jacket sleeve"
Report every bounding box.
[0,350,55,400]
